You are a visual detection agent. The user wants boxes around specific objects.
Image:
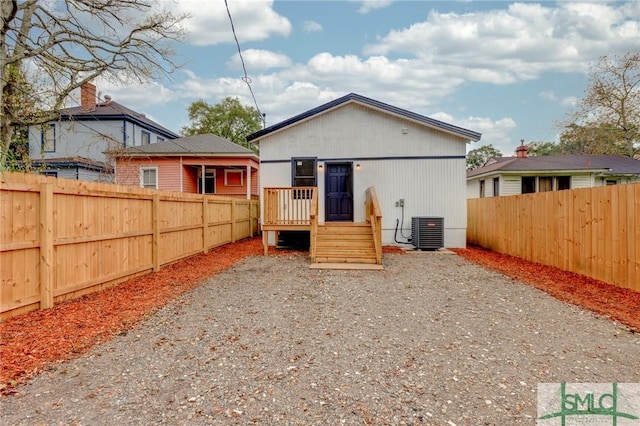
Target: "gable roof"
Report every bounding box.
[59,101,179,139]
[246,93,481,142]
[467,155,640,179]
[114,133,258,159]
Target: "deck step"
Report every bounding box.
[312,222,380,267]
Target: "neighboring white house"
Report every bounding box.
[28,82,178,181]
[247,93,481,249]
[467,147,640,199]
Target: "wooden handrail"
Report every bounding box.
[365,187,383,264]
[263,187,317,226]
[309,189,318,261]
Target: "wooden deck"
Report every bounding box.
[262,187,383,269]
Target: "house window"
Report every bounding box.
[557,176,571,190]
[522,176,536,194]
[224,169,243,187]
[40,171,58,178]
[140,167,158,189]
[292,158,316,198]
[492,177,499,197]
[41,123,56,152]
[141,131,150,145]
[606,179,617,185]
[157,137,165,143]
[539,176,553,192]
[479,180,485,198]
[198,168,216,194]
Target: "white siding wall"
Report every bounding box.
[503,177,522,196]
[467,179,480,199]
[572,174,593,189]
[30,119,171,164]
[259,103,469,247]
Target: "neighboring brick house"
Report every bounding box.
[28,82,178,181]
[114,134,260,199]
[467,146,640,198]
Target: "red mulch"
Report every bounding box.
[451,245,640,333]
[1,240,637,394]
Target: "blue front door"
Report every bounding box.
[325,163,353,221]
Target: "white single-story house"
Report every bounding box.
[467,148,640,199]
[246,93,481,264]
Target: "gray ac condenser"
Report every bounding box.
[411,217,444,250]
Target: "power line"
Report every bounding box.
[224,0,265,127]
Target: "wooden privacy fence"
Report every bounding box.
[467,183,639,292]
[0,172,260,320]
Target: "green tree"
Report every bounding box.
[561,51,640,157]
[466,144,502,171]
[182,97,263,151]
[526,141,561,156]
[1,0,187,169]
[556,123,630,155]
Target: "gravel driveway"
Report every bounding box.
[1,252,639,425]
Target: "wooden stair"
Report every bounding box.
[310,222,383,270]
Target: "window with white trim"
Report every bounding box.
[141,131,150,145]
[41,123,56,152]
[224,169,243,187]
[140,167,158,189]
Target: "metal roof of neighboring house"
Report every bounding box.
[59,101,179,139]
[246,93,482,142]
[467,154,640,178]
[114,134,258,159]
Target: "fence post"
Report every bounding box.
[152,194,160,272]
[39,183,54,309]
[231,199,236,243]
[202,195,209,253]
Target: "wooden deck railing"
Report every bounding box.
[365,186,383,264]
[263,187,317,226]
[262,187,318,255]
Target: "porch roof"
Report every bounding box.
[113,134,259,161]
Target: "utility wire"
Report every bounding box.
[0,74,212,163]
[224,0,265,127]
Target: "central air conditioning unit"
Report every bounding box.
[411,217,444,250]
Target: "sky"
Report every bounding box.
[93,0,640,156]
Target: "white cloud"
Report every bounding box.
[168,0,291,46]
[539,91,578,108]
[227,49,292,71]
[444,115,518,156]
[539,91,557,101]
[354,0,394,14]
[561,96,578,107]
[91,78,178,109]
[303,20,323,33]
[364,2,640,82]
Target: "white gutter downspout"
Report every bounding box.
[180,156,183,192]
[201,164,205,194]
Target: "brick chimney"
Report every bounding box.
[516,139,529,158]
[80,82,97,111]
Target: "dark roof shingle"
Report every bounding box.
[247,93,481,142]
[116,134,257,157]
[467,155,640,178]
[60,101,178,138]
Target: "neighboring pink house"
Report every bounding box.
[114,134,259,199]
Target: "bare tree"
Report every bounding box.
[561,51,640,157]
[0,0,187,167]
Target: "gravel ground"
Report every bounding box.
[1,252,639,425]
